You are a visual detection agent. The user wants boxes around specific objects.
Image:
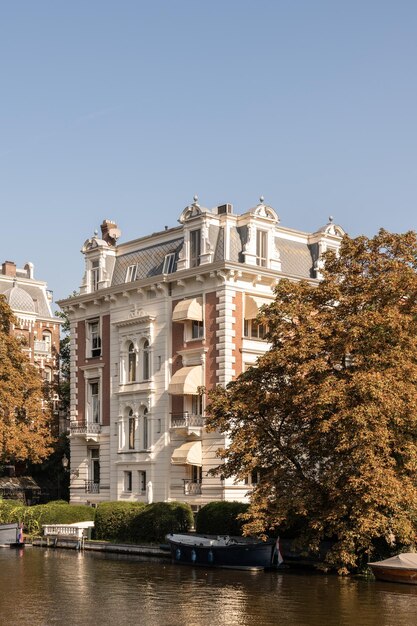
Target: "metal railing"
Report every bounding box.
[183,480,202,495]
[85,480,100,494]
[70,422,101,436]
[170,413,204,429]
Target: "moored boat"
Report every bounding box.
[0,522,24,547]
[166,533,277,570]
[369,553,417,584]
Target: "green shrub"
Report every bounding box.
[0,501,94,536]
[129,501,194,543]
[0,501,25,524]
[195,501,249,536]
[95,501,146,541]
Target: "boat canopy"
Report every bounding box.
[369,553,417,569]
[171,441,202,466]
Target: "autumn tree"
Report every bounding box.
[206,230,417,573]
[0,296,53,466]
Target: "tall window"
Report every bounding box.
[42,330,52,352]
[88,320,101,357]
[128,342,136,382]
[128,411,135,450]
[190,229,201,268]
[244,319,267,340]
[192,394,203,416]
[91,260,100,291]
[142,340,150,380]
[138,470,147,493]
[124,471,132,492]
[89,381,100,423]
[256,230,267,267]
[90,448,100,486]
[143,408,148,449]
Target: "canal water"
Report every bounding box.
[1,547,417,626]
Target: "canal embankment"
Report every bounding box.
[31,536,171,559]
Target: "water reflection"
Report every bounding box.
[1,548,417,626]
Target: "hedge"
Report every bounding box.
[129,501,194,543]
[0,500,94,536]
[95,501,146,541]
[195,501,249,536]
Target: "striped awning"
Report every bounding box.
[168,365,203,395]
[245,295,271,319]
[171,441,202,466]
[172,298,203,322]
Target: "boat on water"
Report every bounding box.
[369,553,417,584]
[0,522,24,547]
[166,533,279,570]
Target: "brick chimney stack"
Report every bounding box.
[100,219,120,247]
[2,261,16,277]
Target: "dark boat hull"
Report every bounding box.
[370,565,417,585]
[167,536,275,570]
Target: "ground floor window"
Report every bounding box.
[124,470,132,492]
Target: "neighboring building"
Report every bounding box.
[0,260,61,432]
[57,198,344,509]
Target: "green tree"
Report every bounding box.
[0,296,54,465]
[206,230,417,573]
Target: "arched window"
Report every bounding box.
[128,342,136,382]
[42,330,52,353]
[128,409,135,450]
[143,408,148,449]
[142,340,150,380]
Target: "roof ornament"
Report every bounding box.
[193,195,200,207]
[259,195,265,204]
[328,216,334,223]
[94,230,99,237]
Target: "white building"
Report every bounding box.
[57,198,344,509]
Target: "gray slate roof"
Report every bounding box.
[112,238,184,286]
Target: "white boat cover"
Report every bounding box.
[369,553,417,569]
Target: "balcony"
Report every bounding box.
[85,480,100,494]
[170,412,204,436]
[183,480,202,496]
[34,340,51,354]
[70,422,101,442]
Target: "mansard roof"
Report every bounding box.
[111,237,184,286]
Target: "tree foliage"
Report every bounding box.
[0,297,53,465]
[206,230,417,572]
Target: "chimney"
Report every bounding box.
[100,219,120,247]
[217,204,233,215]
[2,261,16,277]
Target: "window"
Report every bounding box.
[142,340,150,380]
[191,320,204,339]
[138,470,147,493]
[192,465,202,484]
[43,367,53,383]
[124,471,132,493]
[162,253,176,274]
[191,394,203,416]
[245,470,260,486]
[88,320,101,357]
[244,319,268,340]
[128,412,135,450]
[90,448,100,486]
[128,342,136,382]
[256,230,267,267]
[143,408,148,449]
[91,260,100,291]
[89,380,100,423]
[190,229,201,268]
[42,330,52,352]
[125,264,138,282]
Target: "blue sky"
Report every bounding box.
[1,1,417,303]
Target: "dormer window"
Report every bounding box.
[256,230,268,267]
[126,265,138,282]
[190,229,201,268]
[162,253,176,274]
[91,260,100,291]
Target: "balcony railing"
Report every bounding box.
[34,340,51,354]
[85,480,100,494]
[170,413,204,429]
[70,422,102,436]
[183,480,202,495]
